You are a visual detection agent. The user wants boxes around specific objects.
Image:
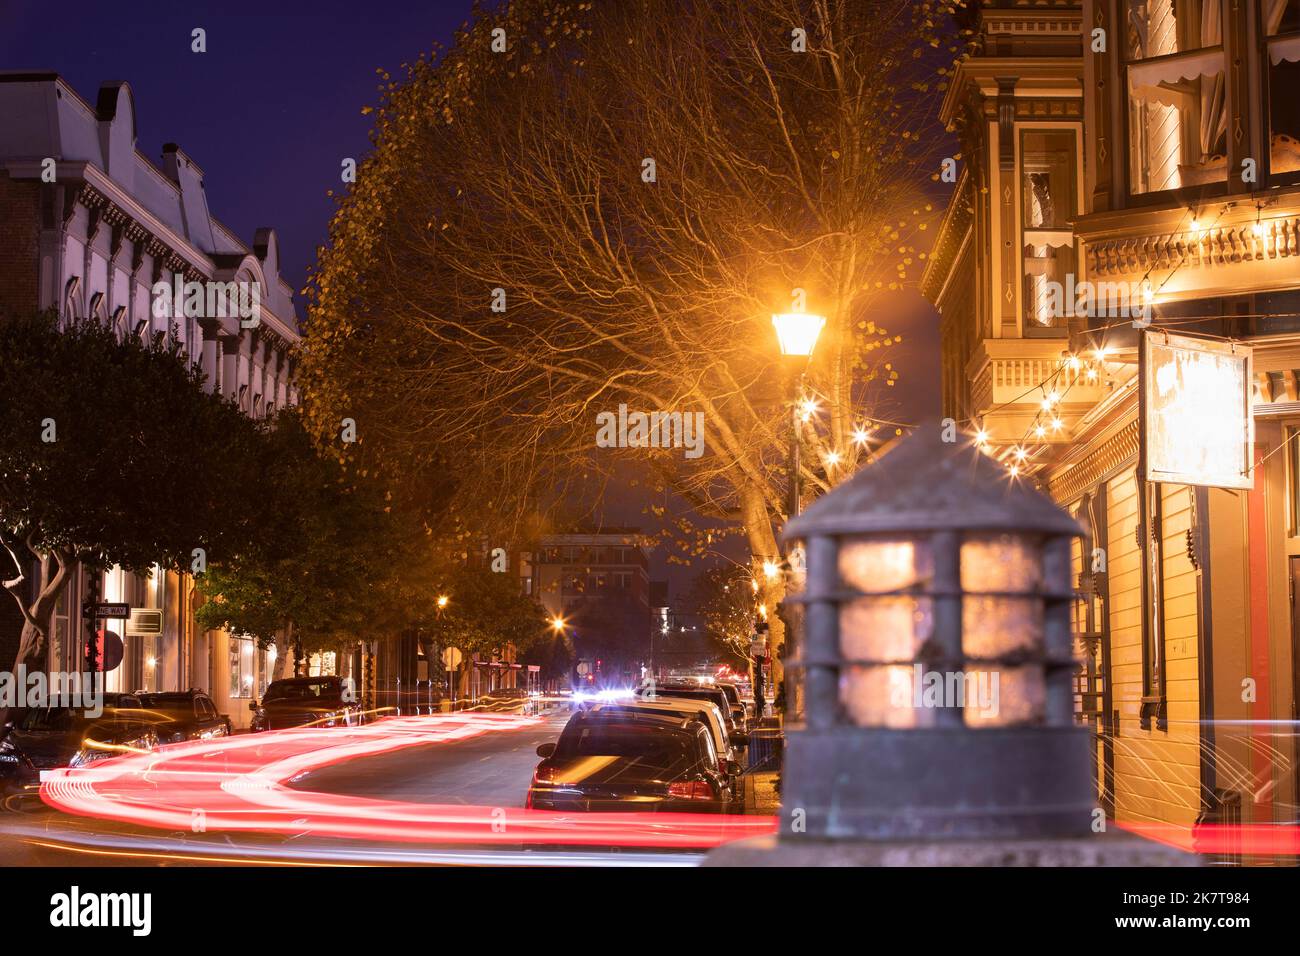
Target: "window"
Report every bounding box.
[1267,0,1300,181]
[229,636,255,698]
[1124,0,1227,194]
[614,572,632,589]
[1020,129,1078,334]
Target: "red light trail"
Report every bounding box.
[39,712,777,850]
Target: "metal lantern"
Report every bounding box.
[782,424,1092,841]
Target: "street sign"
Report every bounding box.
[85,602,130,619]
[441,646,463,670]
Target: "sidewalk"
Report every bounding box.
[743,770,781,815]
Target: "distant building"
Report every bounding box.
[534,530,652,684]
[0,74,300,727]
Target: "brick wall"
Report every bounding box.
[0,172,40,319]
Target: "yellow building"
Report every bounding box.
[925,0,1300,861]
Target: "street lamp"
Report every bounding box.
[771,312,826,359]
[780,422,1091,841]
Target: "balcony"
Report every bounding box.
[1074,186,1300,305]
[966,337,1110,444]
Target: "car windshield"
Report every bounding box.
[554,722,692,768]
[136,694,192,712]
[264,681,337,702]
[16,708,87,732]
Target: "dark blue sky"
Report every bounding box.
[2,0,478,296]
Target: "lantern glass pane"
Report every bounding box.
[838,538,933,726]
[960,533,1042,657]
[963,666,1044,727]
[959,533,1046,725]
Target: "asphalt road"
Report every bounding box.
[288,710,570,807]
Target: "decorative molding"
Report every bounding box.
[1050,417,1140,504]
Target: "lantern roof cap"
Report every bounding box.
[784,422,1084,540]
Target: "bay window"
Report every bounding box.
[1125,0,1227,194]
[1268,0,1300,181]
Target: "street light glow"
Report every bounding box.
[762,560,780,580]
[437,594,449,609]
[549,615,566,632]
[771,312,826,357]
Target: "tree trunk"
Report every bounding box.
[271,624,292,682]
[739,481,787,707]
[1,546,72,729]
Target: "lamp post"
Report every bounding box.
[771,311,826,522]
[707,423,1196,866]
[765,311,826,715]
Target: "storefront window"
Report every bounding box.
[1125,0,1227,194]
[229,636,255,698]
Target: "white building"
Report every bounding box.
[0,73,300,726]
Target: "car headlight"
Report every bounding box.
[69,748,113,768]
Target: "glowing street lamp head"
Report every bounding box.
[772,312,826,357]
[550,615,566,632]
[436,594,449,609]
[762,560,781,580]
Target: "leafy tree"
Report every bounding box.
[689,564,759,663]
[194,409,423,680]
[300,0,965,689]
[0,311,264,694]
[419,562,550,670]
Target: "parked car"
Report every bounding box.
[526,708,733,813]
[134,690,233,742]
[593,699,743,774]
[714,682,749,730]
[635,683,743,737]
[249,676,362,732]
[0,695,160,798]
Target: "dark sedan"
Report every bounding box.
[526,709,733,813]
[0,695,161,800]
[250,676,362,732]
[135,690,232,742]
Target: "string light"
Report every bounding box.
[851,426,871,445]
[824,450,841,467]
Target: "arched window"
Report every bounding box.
[88,292,108,324]
[62,276,83,327]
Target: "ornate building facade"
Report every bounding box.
[925,0,1300,859]
[0,73,300,727]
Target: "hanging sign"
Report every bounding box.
[1142,331,1253,489]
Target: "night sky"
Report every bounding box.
[2,0,476,296]
[2,0,940,593]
